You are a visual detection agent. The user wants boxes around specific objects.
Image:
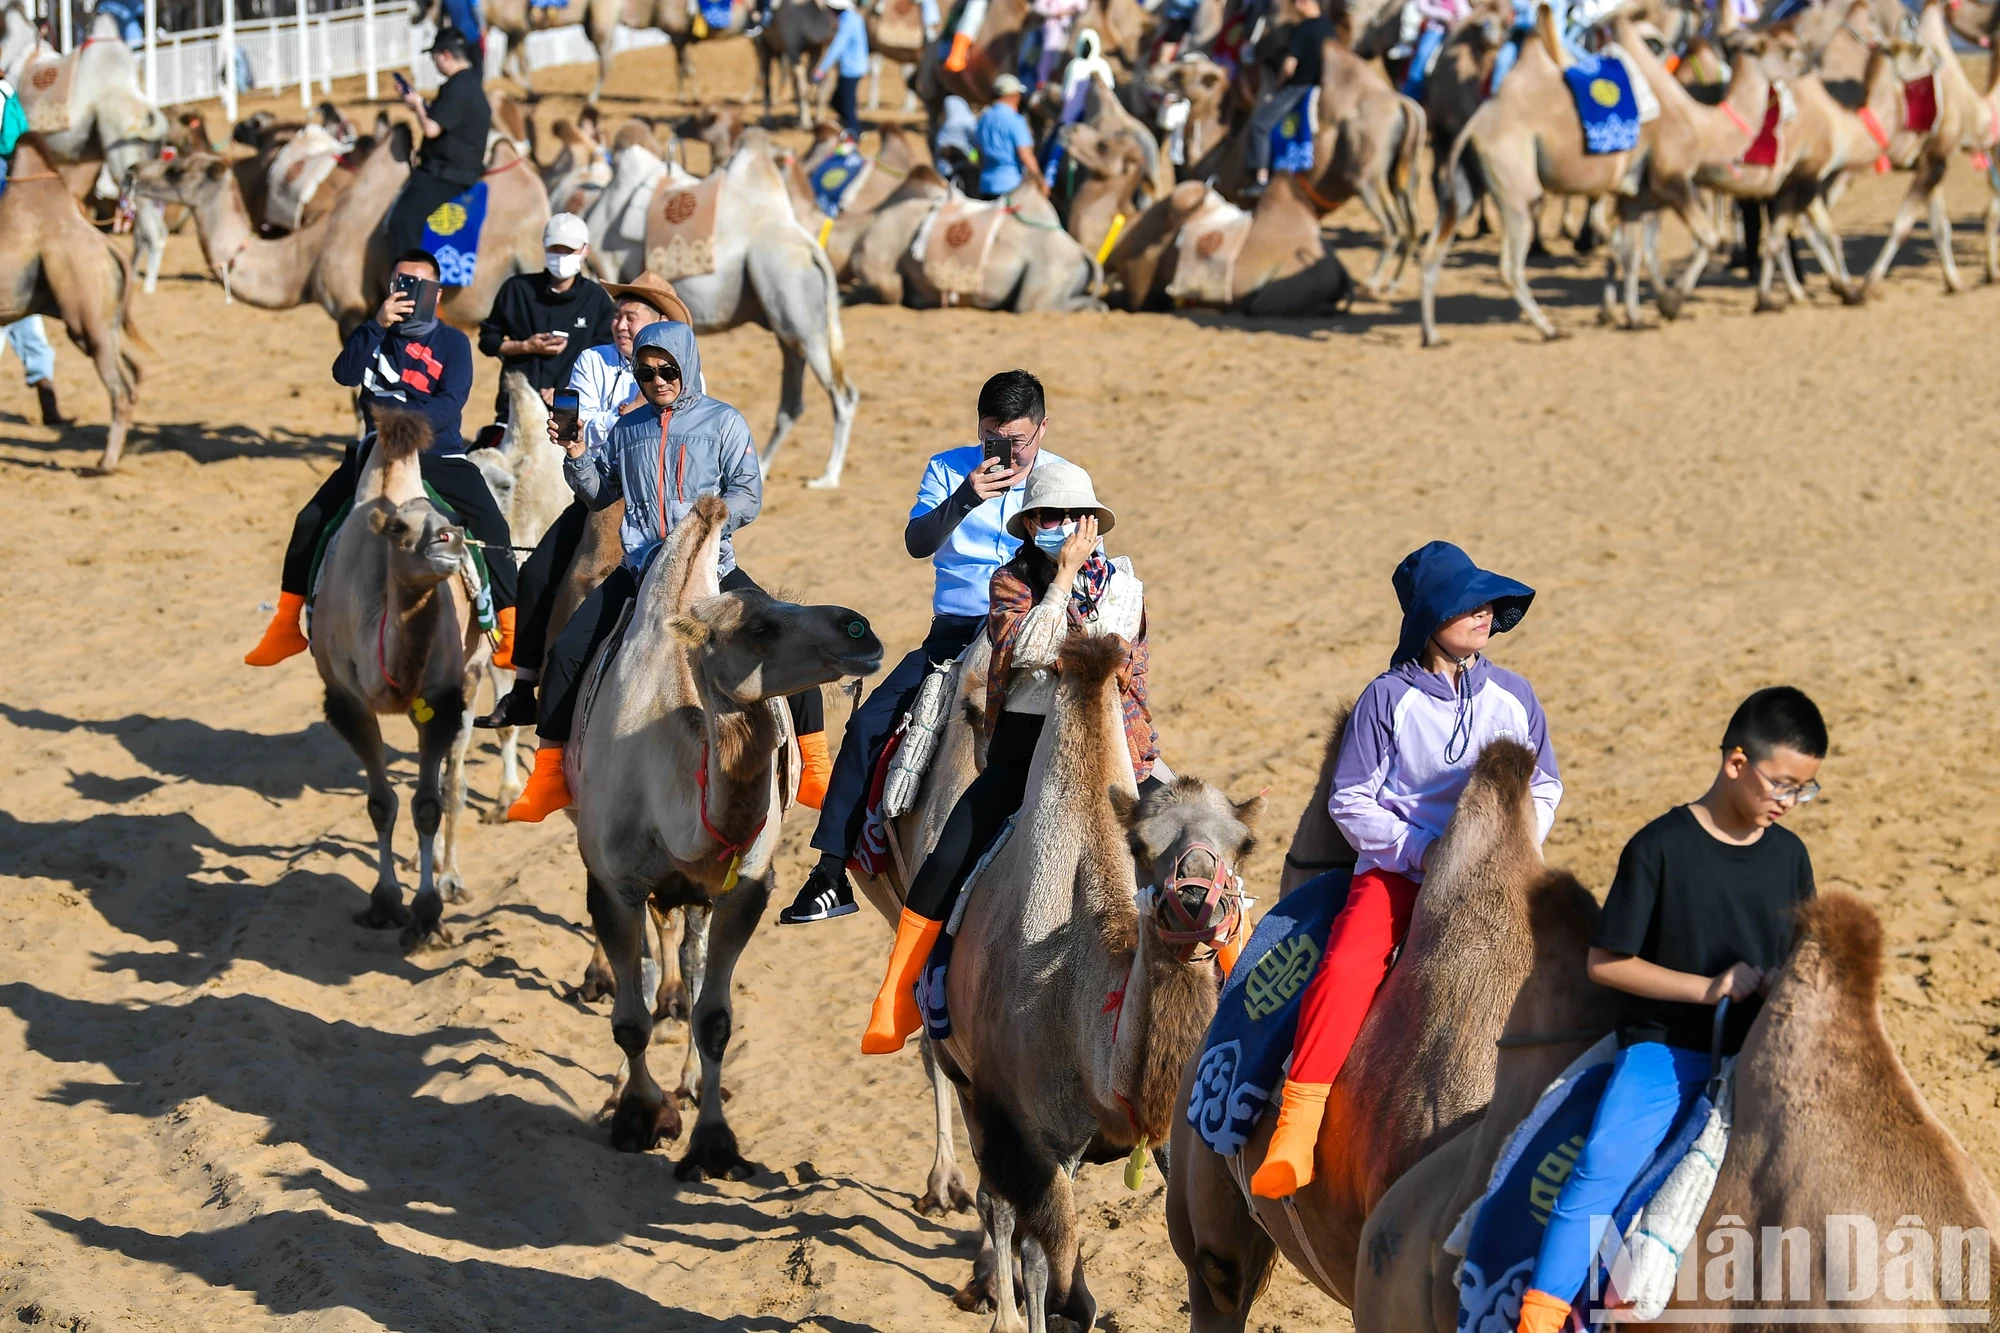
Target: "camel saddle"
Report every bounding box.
[15,50,76,133]
[871,0,928,50]
[418,179,488,288]
[1166,190,1253,308]
[266,122,342,232]
[644,172,723,283]
[917,191,1010,303]
[1739,83,1795,169]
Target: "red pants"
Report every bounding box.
[1287,867,1421,1085]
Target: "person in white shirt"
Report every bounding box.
[476,271,692,730]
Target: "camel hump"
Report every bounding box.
[1058,633,1126,688]
[1793,890,1883,1003]
[1468,734,1537,801]
[612,119,659,154]
[689,492,729,529]
[1168,180,1209,218]
[1533,1,1567,66]
[376,410,432,462]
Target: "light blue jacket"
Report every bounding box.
[816,10,871,79]
[562,321,761,575]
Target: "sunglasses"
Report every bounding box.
[634,363,681,384]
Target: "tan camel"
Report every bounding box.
[903,185,1106,310]
[1165,740,1576,1321]
[921,0,1150,123]
[567,494,882,1173]
[1355,891,2000,1331]
[224,103,369,235]
[1275,711,1356,897]
[1103,176,1354,314]
[846,163,955,304]
[1056,120,1154,264]
[784,122,933,284]
[941,636,1263,1333]
[0,136,143,475]
[128,124,547,336]
[1419,10,1774,345]
[413,0,622,101]
[310,412,487,950]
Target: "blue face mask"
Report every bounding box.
[1031,521,1075,554]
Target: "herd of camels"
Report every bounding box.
[7,0,2000,1327]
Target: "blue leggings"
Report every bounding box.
[1527,1042,1710,1304]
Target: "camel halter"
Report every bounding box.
[693,738,766,892]
[1150,840,1247,963]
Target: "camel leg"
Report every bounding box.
[1499,195,1559,340]
[1417,181,1464,348]
[868,52,882,111]
[134,199,166,295]
[1654,179,1715,321]
[1355,178,1400,298]
[401,688,463,949]
[1622,217,1645,329]
[1801,198,1855,299]
[1021,1236,1051,1333]
[1986,187,2000,282]
[675,901,712,1100]
[917,1035,976,1214]
[1754,222,1783,312]
[591,871,683,1151]
[759,339,807,483]
[578,936,616,1001]
[1863,159,1946,294]
[1928,184,1966,293]
[1773,217,1807,304]
[676,875,766,1182]
[979,1186,1029,1333]
[1020,1166,1093,1333]
[587,27,615,105]
[435,695,475,906]
[1167,1151,1278,1332]
[653,903,689,1023]
[83,327,137,476]
[324,686,408,929]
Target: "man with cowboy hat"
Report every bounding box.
[385,26,491,256]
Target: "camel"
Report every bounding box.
[1276,712,1357,897]
[581,127,861,488]
[845,163,956,304]
[865,0,931,110]
[566,493,883,1174]
[1048,74,1170,260]
[939,635,1262,1333]
[1165,739,1576,1322]
[414,0,621,102]
[783,121,933,284]
[623,0,756,105]
[1354,889,2000,1331]
[1103,176,1354,314]
[310,412,487,950]
[1418,10,1776,345]
[754,0,835,124]
[127,123,547,336]
[917,0,1150,131]
[2,3,171,293]
[225,103,369,236]
[894,185,1106,311]
[538,108,612,216]
[0,136,143,474]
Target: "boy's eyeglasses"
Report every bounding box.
[634,364,680,384]
[1750,764,1821,804]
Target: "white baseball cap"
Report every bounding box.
[543,212,589,250]
[992,73,1026,97]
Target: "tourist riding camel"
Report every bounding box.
[503,320,829,823]
[385,29,489,257]
[1252,540,1560,1200]
[778,369,1068,924]
[242,251,521,673]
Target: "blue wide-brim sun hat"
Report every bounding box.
[1390,540,1536,666]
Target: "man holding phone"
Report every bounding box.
[476,212,614,429]
[243,249,522,672]
[384,28,491,257]
[777,368,1066,925]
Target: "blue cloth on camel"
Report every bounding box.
[1564,50,1640,154]
[809,149,869,216]
[1270,88,1317,174]
[1183,869,1351,1158]
[420,179,488,287]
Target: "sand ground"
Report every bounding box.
[2,35,1998,1333]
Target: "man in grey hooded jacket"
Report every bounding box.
[508,321,824,820]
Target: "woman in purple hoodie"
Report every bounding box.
[1251,540,1562,1198]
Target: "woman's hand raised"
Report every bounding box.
[1055,515,1098,586]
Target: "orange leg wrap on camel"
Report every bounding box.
[244,591,309,666]
[507,745,571,822]
[1250,867,1421,1198]
[1516,1289,1574,1333]
[861,908,940,1054]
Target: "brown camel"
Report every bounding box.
[1054,119,1155,265]
[127,123,547,337]
[0,136,143,475]
[311,412,487,950]
[1103,176,1354,314]
[1165,740,1576,1322]
[942,635,1263,1333]
[1419,10,1774,345]
[567,494,883,1174]
[1354,890,2000,1331]
[415,0,622,102]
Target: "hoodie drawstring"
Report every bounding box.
[1438,640,1476,764]
[654,407,678,542]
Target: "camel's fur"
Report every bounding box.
[1355,890,2000,1332]
[784,123,931,283]
[900,184,1107,312]
[567,494,882,1174]
[1166,739,1575,1324]
[1104,175,1353,315]
[941,634,1263,1333]
[310,412,487,949]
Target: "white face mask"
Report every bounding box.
[544,249,584,280]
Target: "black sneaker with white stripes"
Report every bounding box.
[777,861,858,925]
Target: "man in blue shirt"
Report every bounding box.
[973,74,1044,200]
[812,0,871,141]
[778,369,1068,924]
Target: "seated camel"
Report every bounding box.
[1049,75,1170,260]
[782,122,934,284]
[0,135,143,474]
[225,103,372,236]
[1104,177,1353,316]
[846,164,956,305]
[311,412,487,949]
[901,185,1106,311]
[569,494,882,1175]
[1355,890,2000,1330]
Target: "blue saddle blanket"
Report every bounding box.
[809,150,868,216]
[698,0,733,26]
[1271,88,1318,175]
[1183,869,1350,1158]
[1564,50,1640,153]
[420,179,487,287]
[529,0,565,9]
[1456,1051,1716,1332]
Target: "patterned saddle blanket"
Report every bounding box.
[644,171,723,281]
[419,179,488,288]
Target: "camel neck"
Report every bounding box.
[195,177,312,309]
[697,695,778,854]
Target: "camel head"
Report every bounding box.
[1717,25,1808,82]
[670,588,884,710]
[127,152,231,207]
[366,496,468,593]
[1158,55,1230,122]
[1112,776,1264,961]
[1059,121,1148,184]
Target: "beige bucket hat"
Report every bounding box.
[1005,459,1117,539]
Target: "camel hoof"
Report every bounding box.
[951,1273,996,1313]
[355,898,411,930]
[1596,306,1619,327]
[1753,294,1784,314]
[577,962,616,1004]
[653,985,691,1024]
[75,466,117,479]
[479,801,515,825]
[803,474,842,490]
[917,1169,976,1216]
[400,919,452,952]
[440,876,471,906]
[1655,291,1684,321]
[1841,284,1868,306]
[675,1120,756,1181]
[610,1095,682,1153]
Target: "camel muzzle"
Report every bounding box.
[1152,841,1246,963]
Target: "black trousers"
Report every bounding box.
[808,613,984,862]
[279,442,518,608]
[832,75,862,137]
[536,562,825,743]
[512,498,590,673]
[904,710,1044,922]
[387,169,471,257]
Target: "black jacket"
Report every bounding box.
[418,66,490,186]
[332,320,475,453]
[477,272,616,421]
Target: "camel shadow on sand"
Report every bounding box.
[0,422,350,471]
[3,982,964,1292]
[0,705,363,801]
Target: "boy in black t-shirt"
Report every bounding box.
[1514,687,1826,1333]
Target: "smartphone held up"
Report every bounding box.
[552,389,581,443]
